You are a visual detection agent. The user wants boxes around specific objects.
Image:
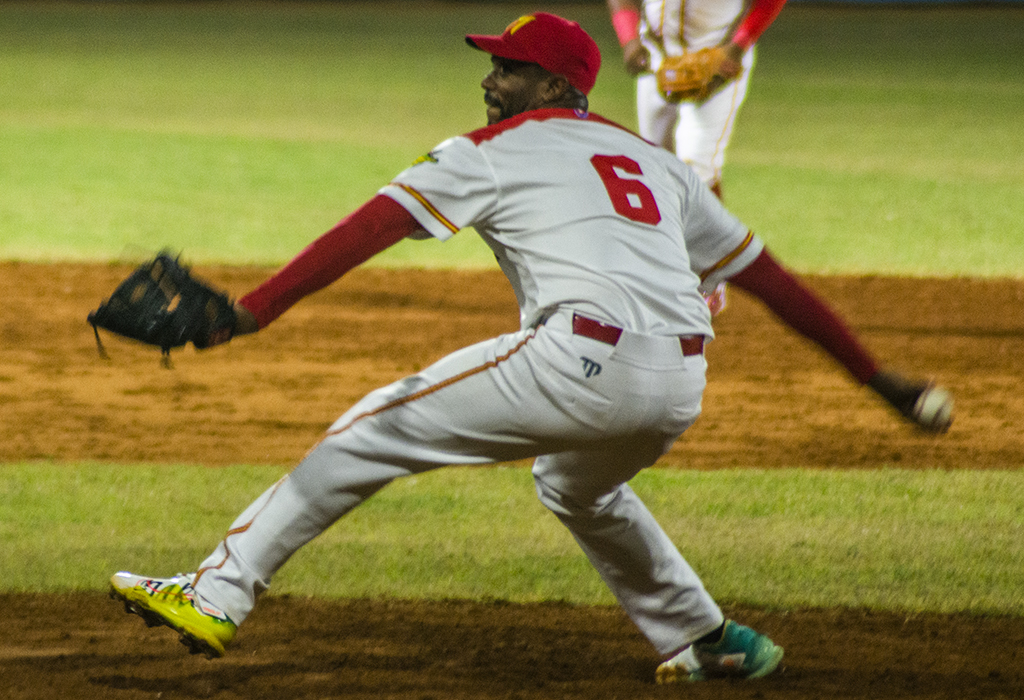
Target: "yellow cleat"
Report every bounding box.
[110,571,236,658]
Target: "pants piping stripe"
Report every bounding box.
[194,476,288,586]
[324,332,536,439]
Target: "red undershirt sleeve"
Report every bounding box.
[731,0,787,49]
[238,194,421,329]
[727,249,879,384]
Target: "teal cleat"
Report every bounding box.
[656,619,784,683]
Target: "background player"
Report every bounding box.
[109,12,950,685]
[607,0,787,314]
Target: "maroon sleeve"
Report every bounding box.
[238,195,420,329]
[727,249,879,383]
[731,0,787,49]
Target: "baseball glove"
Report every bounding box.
[656,46,741,103]
[87,252,236,360]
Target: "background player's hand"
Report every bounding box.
[702,41,744,94]
[622,38,651,75]
[720,41,744,75]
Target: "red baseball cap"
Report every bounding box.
[466,13,602,95]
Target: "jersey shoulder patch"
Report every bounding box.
[410,151,438,166]
[409,136,463,166]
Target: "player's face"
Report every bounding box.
[481,56,551,125]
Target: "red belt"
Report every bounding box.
[571,313,704,356]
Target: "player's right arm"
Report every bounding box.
[680,171,880,384]
[607,0,650,75]
[725,248,879,383]
[727,248,953,432]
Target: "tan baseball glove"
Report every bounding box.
[656,46,742,103]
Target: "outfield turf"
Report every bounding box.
[0,2,1021,274]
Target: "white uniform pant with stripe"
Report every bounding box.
[637,47,756,187]
[192,309,723,655]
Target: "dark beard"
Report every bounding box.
[484,92,509,124]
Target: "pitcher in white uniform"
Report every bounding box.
[110,11,951,685]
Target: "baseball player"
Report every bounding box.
[607,0,788,315]
[109,12,951,684]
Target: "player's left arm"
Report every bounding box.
[714,0,789,82]
[731,0,788,50]
[237,136,495,334]
[234,195,420,334]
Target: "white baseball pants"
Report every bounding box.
[192,308,723,655]
[637,47,756,186]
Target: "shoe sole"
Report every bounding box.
[109,587,225,659]
[745,643,784,679]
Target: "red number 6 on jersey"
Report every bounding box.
[590,154,662,225]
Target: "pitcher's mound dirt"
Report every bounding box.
[3,594,1022,700]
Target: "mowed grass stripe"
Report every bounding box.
[1,463,1020,615]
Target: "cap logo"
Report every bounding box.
[504,15,535,36]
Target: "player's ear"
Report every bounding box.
[539,74,572,104]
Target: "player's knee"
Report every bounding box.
[533,474,623,521]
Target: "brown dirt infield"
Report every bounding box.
[1,263,1022,699]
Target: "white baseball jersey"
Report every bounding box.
[380,108,761,337]
[191,108,765,658]
[641,0,750,58]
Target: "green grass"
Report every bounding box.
[1,3,1022,274]
[725,6,1024,276]
[0,1,512,265]
[2,462,1021,615]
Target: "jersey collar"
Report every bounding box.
[464,108,636,145]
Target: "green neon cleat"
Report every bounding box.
[110,571,236,659]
